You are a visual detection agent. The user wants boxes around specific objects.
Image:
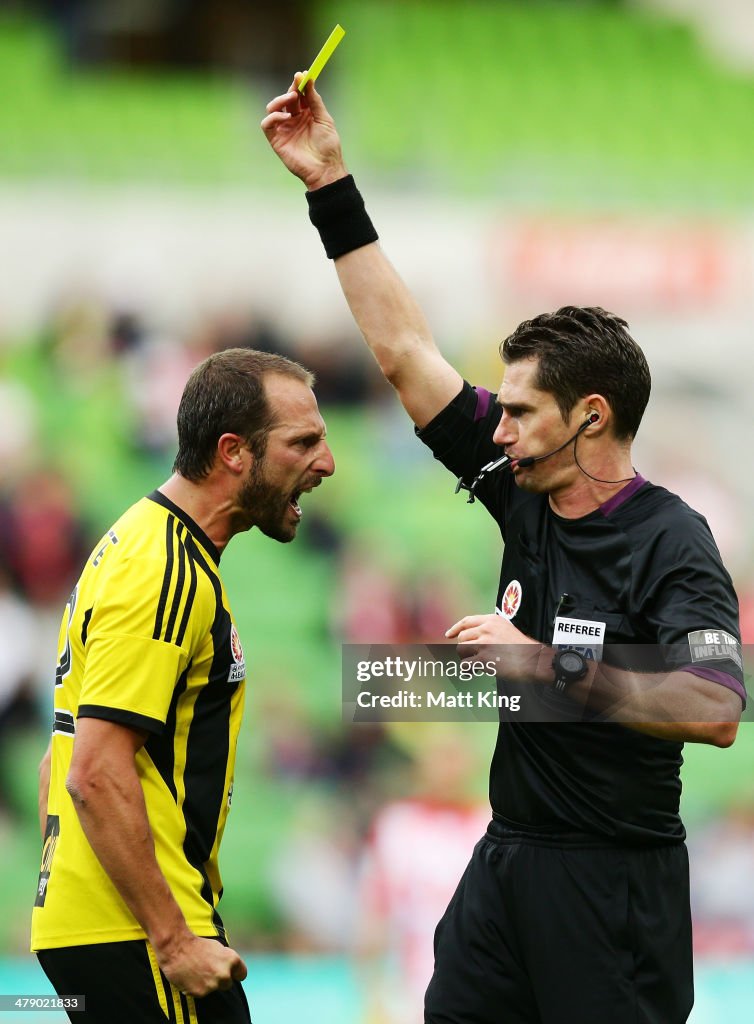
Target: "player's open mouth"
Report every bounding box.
[289,480,321,520]
[289,482,316,520]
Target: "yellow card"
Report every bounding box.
[298,24,346,92]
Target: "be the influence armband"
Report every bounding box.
[306,174,379,259]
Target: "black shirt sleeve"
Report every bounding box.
[416,380,514,527]
[637,502,746,706]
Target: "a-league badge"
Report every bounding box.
[499,579,522,620]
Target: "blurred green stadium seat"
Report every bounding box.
[0,2,751,201]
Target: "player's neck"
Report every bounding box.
[158,474,234,554]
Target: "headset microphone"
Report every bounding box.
[515,413,598,469]
[456,412,600,502]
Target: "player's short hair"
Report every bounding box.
[500,306,651,440]
[173,348,315,481]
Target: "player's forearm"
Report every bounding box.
[66,765,191,952]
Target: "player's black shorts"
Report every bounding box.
[424,821,693,1024]
[37,938,252,1024]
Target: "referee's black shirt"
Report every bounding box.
[418,382,745,846]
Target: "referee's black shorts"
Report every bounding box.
[37,938,252,1024]
[424,821,693,1024]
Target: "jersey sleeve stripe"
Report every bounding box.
[53,710,76,736]
[164,523,187,645]
[174,546,198,649]
[77,704,165,735]
[682,665,747,707]
[153,515,176,641]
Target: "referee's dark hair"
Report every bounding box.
[173,348,315,482]
[500,306,651,440]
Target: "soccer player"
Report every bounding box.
[261,79,745,1024]
[31,348,335,1023]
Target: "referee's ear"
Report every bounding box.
[216,433,250,476]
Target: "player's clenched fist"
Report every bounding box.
[157,933,247,998]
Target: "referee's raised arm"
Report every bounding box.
[261,75,462,429]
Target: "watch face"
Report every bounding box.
[560,651,585,675]
[553,648,588,685]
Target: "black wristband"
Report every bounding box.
[305,174,379,260]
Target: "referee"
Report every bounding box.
[262,79,745,1024]
[31,349,335,1023]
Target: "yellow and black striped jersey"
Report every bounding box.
[31,490,247,950]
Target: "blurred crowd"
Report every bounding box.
[1,291,753,1014]
[0,468,90,821]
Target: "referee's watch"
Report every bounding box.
[552,648,588,693]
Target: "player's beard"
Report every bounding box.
[238,456,298,544]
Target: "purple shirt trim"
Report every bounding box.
[474,387,494,422]
[599,473,647,517]
[682,666,747,707]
